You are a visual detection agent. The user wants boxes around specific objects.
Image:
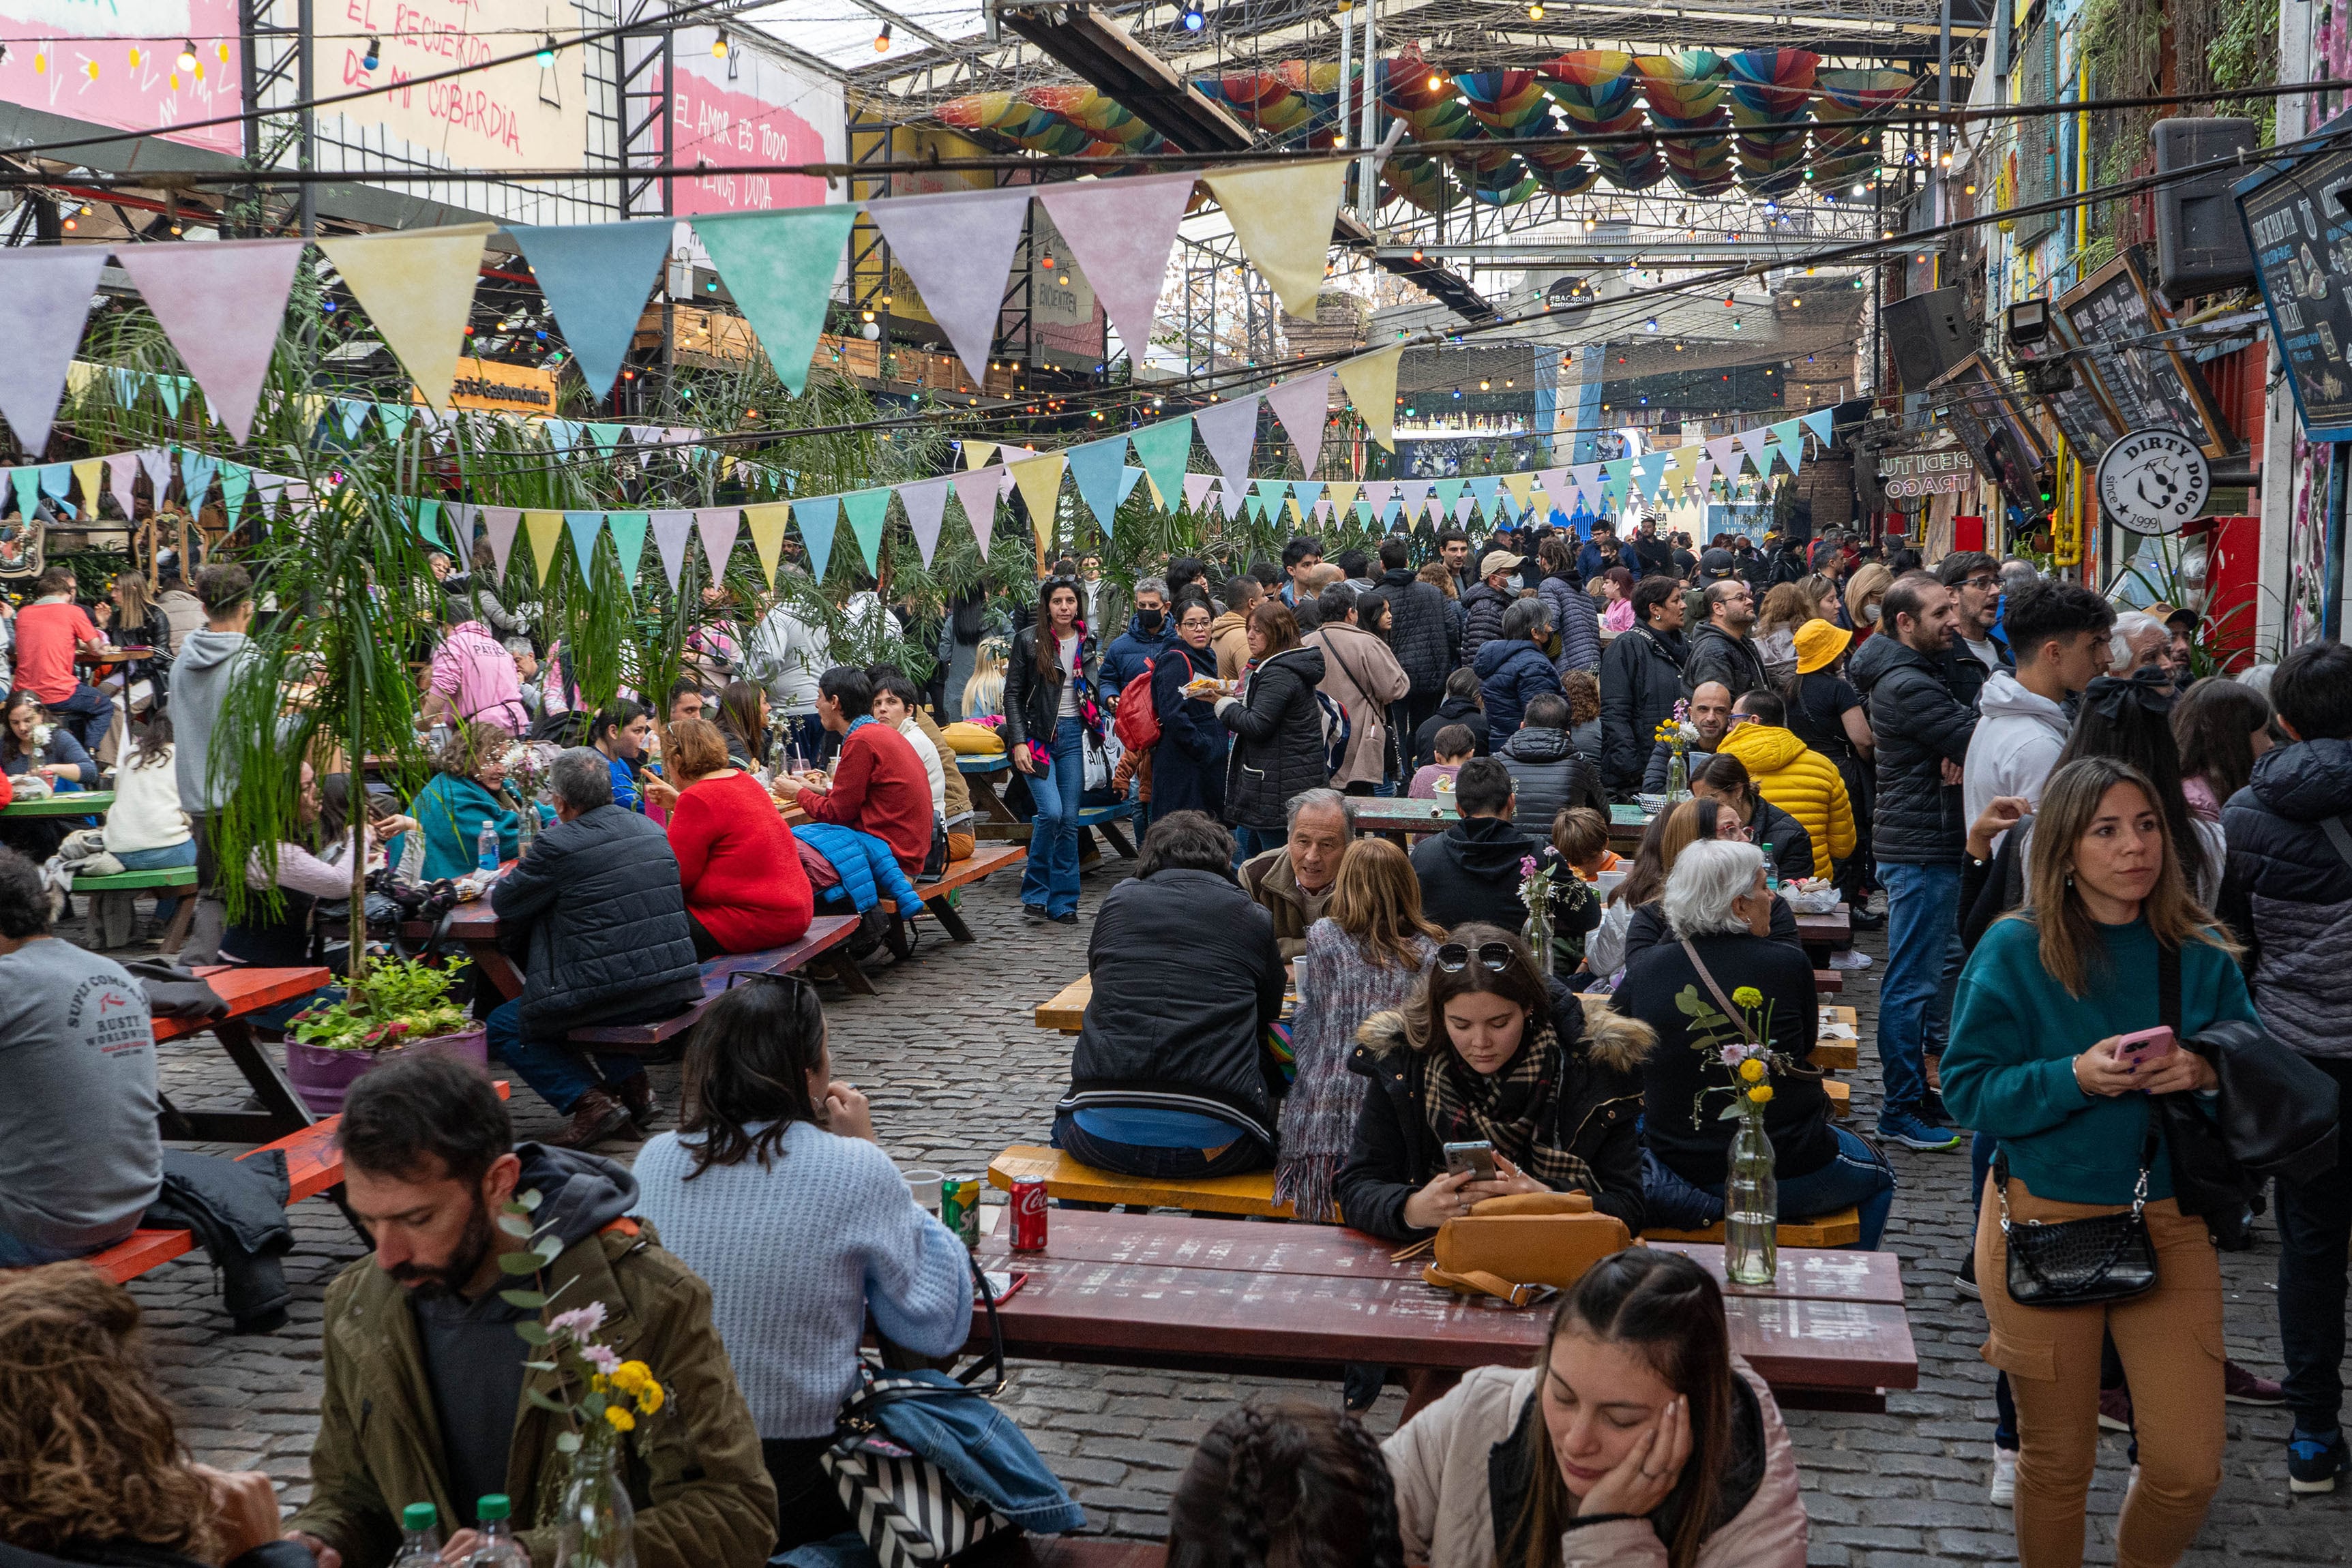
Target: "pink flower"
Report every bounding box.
[550,1303,607,1338]
[582,1342,623,1376]
[1720,1044,1747,1068]
[1520,856,1538,876]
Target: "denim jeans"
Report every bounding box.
[116,839,199,923]
[1656,1125,1897,1249]
[1018,717,1086,919]
[1052,1111,1271,1179]
[484,998,641,1115]
[0,1226,102,1267]
[1875,860,1963,1122]
[1232,824,1284,870]
[48,681,113,759]
[2278,1056,2352,1435]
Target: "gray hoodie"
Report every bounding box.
[173,627,259,813]
[1962,669,2071,830]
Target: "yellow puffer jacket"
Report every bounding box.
[1718,722,1856,879]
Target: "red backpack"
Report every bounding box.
[1114,659,1162,752]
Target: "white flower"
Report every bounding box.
[550,1302,607,1338]
[582,1343,623,1376]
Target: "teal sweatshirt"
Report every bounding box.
[1943,914,2257,1205]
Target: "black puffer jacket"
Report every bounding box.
[1002,623,1103,755]
[1495,724,1606,832]
[1218,644,1329,831]
[1410,814,1542,931]
[1862,637,1979,865]
[490,804,702,1036]
[1682,623,1770,702]
[2219,737,2352,1058]
[1380,568,1458,697]
[1413,694,1491,770]
[1599,624,1688,789]
[1457,581,1516,669]
[1335,980,1649,1240]
[1058,866,1286,1145]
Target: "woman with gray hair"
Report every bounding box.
[1612,838,1895,1247]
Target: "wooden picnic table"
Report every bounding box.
[1,789,114,818]
[1348,796,1651,853]
[972,1210,1915,1411]
[155,965,331,1144]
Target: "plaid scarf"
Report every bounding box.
[1416,1022,1596,1192]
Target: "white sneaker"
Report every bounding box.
[1829,950,1873,970]
[1989,1445,2017,1506]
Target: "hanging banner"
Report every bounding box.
[319,0,589,173]
[0,0,244,156]
[661,29,846,216]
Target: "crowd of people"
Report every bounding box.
[3,511,2344,1568]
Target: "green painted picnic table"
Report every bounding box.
[0,789,113,818]
[1345,795,1653,849]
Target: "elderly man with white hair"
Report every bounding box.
[1611,837,1898,1246]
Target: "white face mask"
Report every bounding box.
[1862,603,1883,625]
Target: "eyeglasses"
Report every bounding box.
[1961,575,1999,590]
[1435,940,1516,973]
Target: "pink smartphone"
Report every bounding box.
[2115,1025,2177,1066]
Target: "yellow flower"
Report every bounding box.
[1738,1057,1766,1083]
[605,1406,636,1433]
[638,1383,665,1415]
[1732,986,1763,1008]
[1748,1085,1774,1104]
[589,1374,608,1392]
[612,1361,652,1394]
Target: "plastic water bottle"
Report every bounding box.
[1761,843,1778,893]
[390,1504,441,1568]
[476,820,500,873]
[468,1496,529,1568]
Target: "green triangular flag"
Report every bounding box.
[1127,415,1192,514]
[840,487,893,574]
[588,423,627,455]
[1432,478,1465,511]
[608,511,650,598]
[693,207,863,395]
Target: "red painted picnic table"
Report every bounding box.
[155,965,332,1143]
[974,1211,1914,1412]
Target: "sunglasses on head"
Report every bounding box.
[1435,940,1516,974]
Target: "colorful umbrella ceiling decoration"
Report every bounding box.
[929,48,1914,213]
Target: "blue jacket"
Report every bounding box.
[1577,540,1613,581]
[873,1369,1087,1533]
[1150,639,1227,819]
[1100,614,1178,697]
[1474,637,1563,745]
[795,821,923,916]
[406,772,551,881]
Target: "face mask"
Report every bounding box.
[1138,607,1164,633]
[1862,603,1882,624]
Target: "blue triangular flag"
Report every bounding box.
[511,221,674,402]
[1465,475,1501,516]
[338,398,371,438]
[1800,409,1833,449]
[1772,419,1805,477]
[1293,480,1324,515]
[1119,466,1147,504]
[564,510,606,577]
[1631,451,1670,496]
[586,423,627,455]
[413,497,445,549]
[179,449,218,505]
[10,468,36,519]
[792,496,840,581]
[154,374,183,418]
[1064,437,1129,538]
[378,404,412,443]
[218,463,251,522]
[544,419,580,453]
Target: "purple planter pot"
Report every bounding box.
[283,1023,490,1115]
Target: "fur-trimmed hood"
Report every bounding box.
[1353,982,1656,1076]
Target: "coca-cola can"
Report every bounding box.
[1009,1175,1049,1252]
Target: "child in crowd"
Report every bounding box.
[1166,1401,1404,1568]
[1553,804,1620,881]
[1540,805,1607,975]
[1408,723,1476,800]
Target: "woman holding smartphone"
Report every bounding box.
[1942,757,2258,1568]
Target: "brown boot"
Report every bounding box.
[616,1073,658,1132]
[546,1088,631,1149]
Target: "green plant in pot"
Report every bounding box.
[284,959,484,1113]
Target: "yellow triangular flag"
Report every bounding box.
[1502,472,1536,511]
[65,361,97,399]
[1009,452,1068,529]
[71,459,103,516]
[1145,472,1166,511]
[964,441,998,470]
[1285,497,1303,526]
[316,224,494,410]
[523,510,563,586]
[743,502,790,587]
[295,393,329,433]
[1203,161,1348,319]
[1335,344,1407,451]
[1327,481,1360,515]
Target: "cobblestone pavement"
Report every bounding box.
[87,853,2352,1566]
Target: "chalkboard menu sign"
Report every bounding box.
[1928,352,2053,507]
[2058,247,2234,457]
[2235,129,2352,442]
[2014,313,2122,461]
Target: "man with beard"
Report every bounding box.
[284,1054,775,1568]
[1682,577,1770,703]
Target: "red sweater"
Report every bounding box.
[667,771,814,953]
[801,719,933,871]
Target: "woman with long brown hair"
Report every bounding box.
[1383,1248,1807,1568]
[1944,757,2254,1567]
[2170,676,2274,824]
[1003,574,1103,922]
[1211,599,1329,861]
[0,1265,294,1568]
[711,679,770,771]
[1278,838,1444,1226]
[1752,581,1814,689]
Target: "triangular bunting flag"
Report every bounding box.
[1064,437,1129,538]
[482,507,523,582]
[218,464,251,522]
[790,497,840,582]
[0,248,108,451]
[1705,435,1741,479]
[586,423,627,455]
[897,476,952,567]
[1264,371,1333,474]
[1502,472,1536,513]
[1433,479,1465,513]
[543,419,580,453]
[523,510,564,585]
[1801,408,1834,449]
[840,487,893,574]
[104,452,139,513]
[1631,452,1669,496]
[695,507,739,581]
[378,404,413,443]
[866,188,1034,383]
[153,374,184,419]
[1219,478,1247,520]
[1328,481,1360,515]
[115,240,304,444]
[737,502,784,585]
[962,441,998,470]
[1193,395,1262,493]
[443,501,478,555]
[1363,481,1395,516]
[1034,174,1193,364]
[1119,466,1147,505]
[337,399,372,439]
[1202,161,1349,318]
[1465,476,1501,517]
[511,221,674,399]
[1603,459,1633,503]
[1181,472,1215,513]
[1128,416,1193,517]
[951,464,1000,557]
[1294,480,1324,515]
[70,458,102,517]
[1694,457,1716,494]
[563,511,606,579]
[137,448,173,504]
[608,511,650,590]
[1571,464,1605,507]
[650,509,695,592]
[1334,344,1406,450]
[316,224,494,410]
[1008,451,1069,534]
[8,470,36,522]
[1772,419,1805,476]
[179,449,218,506]
[1736,426,1774,477]
[691,206,863,395]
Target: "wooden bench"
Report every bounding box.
[908,841,1027,943]
[1815,969,1842,995]
[990,1144,1300,1220]
[1643,1207,1864,1248]
[566,916,865,1047]
[76,865,198,951]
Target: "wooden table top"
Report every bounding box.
[1,789,113,818]
[974,1211,1915,1398]
[154,965,333,1044]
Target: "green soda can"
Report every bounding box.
[940,1177,983,1251]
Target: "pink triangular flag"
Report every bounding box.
[951,464,1001,556]
[1033,174,1193,364]
[1219,479,1246,520]
[695,508,739,578]
[1399,479,1431,520]
[254,471,287,512]
[1363,480,1396,515]
[1538,468,1571,508]
[897,475,953,567]
[138,448,173,500]
[1704,435,1741,479]
[1572,464,1604,505]
[1313,500,1333,525]
[116,241,303,444]
[0,248,107,452]
[1192,395,1262,492]
[1264,371,1332,475]
[481,507,522,581]
[866,188,1034,384]
[1736,427,1774,476]
[1455,497,1476,525]
[1181,472,1215,513]
[651,509,695,592]
[443,502,478,558]
[105,452,140,512]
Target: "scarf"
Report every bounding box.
[1416,1021,1595,1191]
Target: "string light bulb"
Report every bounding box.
[535,34,556,65]
[1427,72,1443,89]
[177,38,197,71]
[1180,1,1206,30]
[1527,2,1543,16]
[873,20,892,50]
[361,34,379,68]
[711,27,729,58]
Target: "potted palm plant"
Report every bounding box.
[282,958,487,1113]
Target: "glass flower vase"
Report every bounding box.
[1665,748,1691,804]
[1723,1106,1778,1287]
[553,1432,637,1568]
